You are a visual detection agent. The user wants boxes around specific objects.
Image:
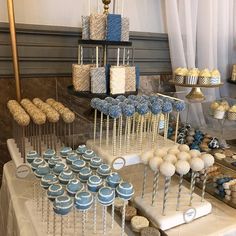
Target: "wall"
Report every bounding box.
[0,0,167,33]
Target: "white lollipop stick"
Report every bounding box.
[141,165,148,199]
[162,176,171,215]
[94,109,97,146]
[93,195,97,233]
[175,112,180,143]
[121,200,126,236]
[82,210,86,236]
[151,171,160,206]
[106,115,109,147]
[100,112,103,147]
[112,119,117,156]
[111,201,115,229]
[103,206,107,236]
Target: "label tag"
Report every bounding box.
[112,157,126,170]
[183,208,196,223]
[16,164,31,179]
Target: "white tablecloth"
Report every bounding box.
[1,161,236,236]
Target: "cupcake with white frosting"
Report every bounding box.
[228,105,236,121]
[214,105,225,119]
[210,69,221,84]
[174,67,188,84]
[185,68,199,85]
[198,69,211,85]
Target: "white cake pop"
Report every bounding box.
[190,157,204,172]
[154,149,167,158]
[175,160,190,175]
[163,154,177,164]
[188,149,201,159]
[201,154,214,168]
[140,151,153,165]
[149,157,163,172]
[176,151,191,161]
[178,144,190,152]
[160,162,175,177]
[168,148,180,155]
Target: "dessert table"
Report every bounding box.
[1,161,236,236]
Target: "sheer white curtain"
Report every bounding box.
[165,0,236,126]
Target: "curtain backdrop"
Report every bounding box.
[165,0,236,126]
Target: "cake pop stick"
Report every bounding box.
[119,115,123,155]
[189,157,204,206]
[160,162,176,215]
[201,154,214,201]
[140,151,153,198]
[149,157,163,206]
[175,160,190,210]
[102,205,107,235]
[162,101,172,140]
[106,115,110,146]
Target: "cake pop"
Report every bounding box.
[176,151,191,161]
[109,105,122,156]
[76,144,87,155]
[149,157,163,206]
[90,156,103,170]
[97,187,115,235]
[75,191,93,236]
[175,160,190,210]
[82,149,96,162]
[87,175,103,233]
[189,157,204,206]
[116,182,134,236]
[162,101,172,140]
[173,101,186,143]
[201,154,214,201]
[189,149,201,159]
[66,152,79,165]
[178,144,190,152]
[163,154,177,164]
[91,98,101,145]
[71,159,86,173]
[140,151,153,198]
[160,162,175,215]
[79,167,92,184]
[26,150,40,164]
[96,164,111,179]
[66,179,84,197]
[167,147,180,155]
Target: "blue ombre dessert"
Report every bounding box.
[75,191,93,210]
[26,151,40,164]
[34,163,50,178]
[71,159,86,173]
[97,186,115,206]
[60,147,73,158]
[43,149,56,161]
[78,167,92,183]
[41,173,58,189]
[66,179,84,197]
[96,164,111,178]
[87,175,103,193]
[82,150,96,162]
[75,144,87,155]
[53,195,73,215]
[47,184,64,201]
[31,158,45,171]
[90,156,103,170]
[106,172,122,188]
[58,169,75,185]
[66,152,79,165]
[52,162,68,176]
[116,182,134,200]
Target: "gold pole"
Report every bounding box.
[102,0,111,14]
[7,0,21,102]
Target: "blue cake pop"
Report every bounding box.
[122,104,135,117]
[108,105,122,119]
[102,103,112,116]
[53,195,73,215]
[136,103,149,115]
[127,95,136,100]
[162,101,173,113]
[91,98,101,109]
[173,101,186,112]
[104,97,113,103]
[141,95,149,101]
[149,96,158,104]
[116,95,126,102]
[150,102,162,115]
[110,98,120,105]
[156,98,164,106]
[75,191,93,210]
[97,100,107,112]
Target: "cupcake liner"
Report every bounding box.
[214,110,225,120]
[210,77,220,85]
[175,75,184,84]
[228,112,236,121]
[198,77,210,85]
[185,76,198,85]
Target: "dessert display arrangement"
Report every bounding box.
[86,94,185,166]
[7,98,76,166]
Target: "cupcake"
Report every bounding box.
[198,69,211,85]
[221,100,230,111]
[210,69,221,84]
[174,68,188,84]
[228,105,236,121]
[210,101,220,115]
[185,68,199,85]
[214,105,225,119]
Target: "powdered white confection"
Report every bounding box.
[190,157,204,172]
[214,153,226,160]
[154,149,167,158]
[163,154,177,164]
[176,151,191,161]
[140,151,153,165]
[160,162,175,177]
[110,67,126,94]
[178,144,190,152]
[149,157,163,172]
[175,160,190,175]
[189,149,201,158]
[168,148,180,155]
[201,154,214,168]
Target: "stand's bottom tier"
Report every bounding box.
[134,177,212,231]
[25,199,129,236]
